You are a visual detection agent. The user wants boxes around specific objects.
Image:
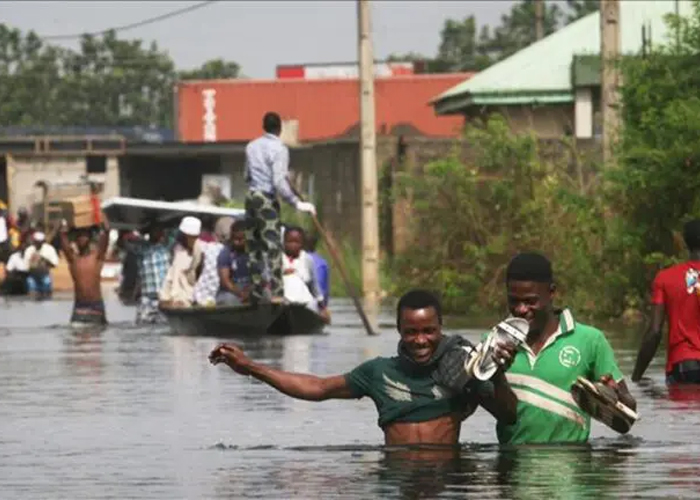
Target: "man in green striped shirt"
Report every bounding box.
[497,252,637,445]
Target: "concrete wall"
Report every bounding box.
[5,154,120,213]
[219,152,247,204]
[118,154,220,201]
[485,104,576,138]
[286,135,602,255]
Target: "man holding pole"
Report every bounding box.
[244,111,316,303]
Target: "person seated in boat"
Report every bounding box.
[216,219,252,306]
[24,230,59,300]
[282,226,329,322]
[193,216,234,307]
[159,216,204,308]
[58,218,110,326]
[209,289,518,446]
[305,233,330,308]
[123,222,171,324]
[1,239,29,295]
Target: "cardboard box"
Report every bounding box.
[33,195,96,228]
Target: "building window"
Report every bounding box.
[86,156,107,174]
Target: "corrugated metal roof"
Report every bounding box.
[433,0,693,111]
[177,73,474,142]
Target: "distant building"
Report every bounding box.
[275,60,425,80]
[175,73,474,144]
[430,1,691,139]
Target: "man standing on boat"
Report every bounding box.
[633,219,700,384]
[209,289,518,446]
[244,112,316,304]
[495,252,636,444]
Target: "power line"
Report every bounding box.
[40,1,220,41]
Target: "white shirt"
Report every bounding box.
[23,243,59,268]
[282,250,324,308]
[244,133,299,206]
[0,216,7,243]
[6,251,27,272]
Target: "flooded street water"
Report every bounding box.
[1,294,699,499]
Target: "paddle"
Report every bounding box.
[289,183,378,336]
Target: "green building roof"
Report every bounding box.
[433,0,692,115]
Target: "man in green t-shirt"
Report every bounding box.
[497,252,637,445]
[209,289,518,446]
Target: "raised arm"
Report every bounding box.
[96,214,110,261]
[209,343,354,401]
[58,222,74,264]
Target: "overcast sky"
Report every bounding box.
[3,1,518,78]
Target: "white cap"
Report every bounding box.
[33,231,46,242]
[178,216,201,237]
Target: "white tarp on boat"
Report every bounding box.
[101,197,246,230]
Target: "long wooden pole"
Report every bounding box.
[535,0,545,41]
[358,0,381,315]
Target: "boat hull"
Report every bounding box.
[160,303,327,337]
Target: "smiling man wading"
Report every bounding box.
[497,252,637,444]
[209,289,518,445]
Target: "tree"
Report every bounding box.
[485,0,564,62]
[607,0,700,296]
[179,58,241,80]
[391,0,599,76]
[0,24,243,129]
[565,0,599,24]
[433,16,492,72]
[54,30,177,127]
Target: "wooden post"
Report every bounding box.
[535,0,545,41]
[358,0,380,321]
[601,0,621,165]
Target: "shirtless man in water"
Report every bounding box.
[209,289,518,445]
[58,217,110,326]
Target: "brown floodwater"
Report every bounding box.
[0,294,698,499]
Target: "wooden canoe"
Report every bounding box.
[160,302,328,337]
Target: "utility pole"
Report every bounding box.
[357,0,380,318]
[600,0,621,165]
[535,0,545,41]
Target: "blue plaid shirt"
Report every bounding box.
[133,242,171,297]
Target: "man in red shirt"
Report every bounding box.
[633,219,700,384]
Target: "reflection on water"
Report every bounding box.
[1,296,700,498]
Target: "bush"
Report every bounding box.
[605,0,700,305]
[390,115,621,318]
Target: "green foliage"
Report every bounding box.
[179,58,241,81]
[391,1,700,318]
[387,0,597,73]
[606,0,700,300]
[390,115,620,318]
[0,24,241,128]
